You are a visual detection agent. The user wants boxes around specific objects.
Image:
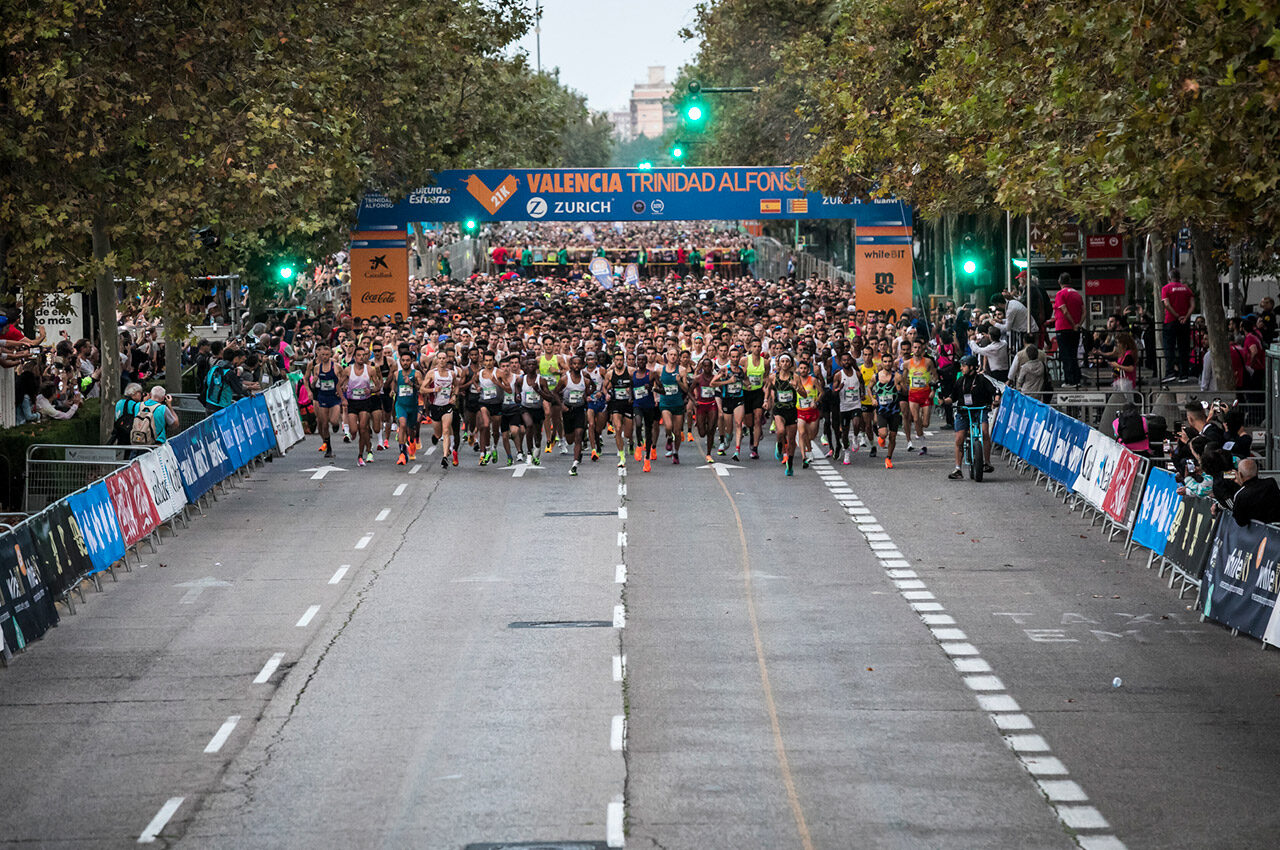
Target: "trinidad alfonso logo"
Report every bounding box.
[465,174,519,214]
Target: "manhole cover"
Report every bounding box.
[508,620,613,629]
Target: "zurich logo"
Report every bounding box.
[527,196,548,219]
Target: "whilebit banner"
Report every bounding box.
[1201,519,1280,644]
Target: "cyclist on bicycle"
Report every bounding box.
[945,355,997,480]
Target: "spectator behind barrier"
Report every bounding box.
[1112,403,1150,456]
[1214,459,1280,527]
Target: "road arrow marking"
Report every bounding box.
[301,465,346,480]
[175,576,232,604]
[696,462,743,477]
[511,460,546,478]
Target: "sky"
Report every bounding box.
[512,0,700,112]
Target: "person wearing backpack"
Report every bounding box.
[132,386,179,445]
[113,383,146,444]
[1112,402,1150,456]
[204,347,258,412]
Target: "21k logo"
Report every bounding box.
[465,174,519,214]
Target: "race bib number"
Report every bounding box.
[910,374,927,388]
[568,389,584,405]
[634,385,649,399]
[777,389,794,404]
[350,387,370,400]
[963,393,974,406]
[664,383,680,396]
[481,386,498,401]
[798,396,816,410]
[843,387,859,403]
[318,379,336,392]
[614,387,631,400]
[398,385,415,398]
[727,381,742,395]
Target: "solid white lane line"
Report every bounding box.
[296,605,321,628]
[355,534,372,549]
[613,605,626,628]
[613,655,625,682]
[138,797,184,844]
[375,508,390,522]
[615,564,626,583]
[253,653,285,684]
[393,483,407,496]
[409,464,422,474]
[610,714,626,751]
[618,506,628,520]
[203,716,241,754]
[606,799,625,848]
[329,565,350,584]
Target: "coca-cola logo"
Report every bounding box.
[360,291,398,303]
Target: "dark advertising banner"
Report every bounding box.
[24,502,93,600]
[1164,496,1218,579]
[0,524,60,650]
[357,168,913,226]
[1201,519,1280,643]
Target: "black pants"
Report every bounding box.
[1163,321,1190,378]
[1057,329,1081,385]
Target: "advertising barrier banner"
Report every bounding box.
[1074,430,1122,509]
[1201,519,1280,643]
[992,389,1017,446]
[265,383,304,453]
[1102,449,1143,526]
[24,502,93,599]
[1164,496,1217,579]
[0,524,60,650]
[251,395,277,456]
[169,417,234,502]
[104,462,162,548]
[214,405,248,470]
[136,444,187,521]
[65,481,126,575]
[1131,467,1180,555]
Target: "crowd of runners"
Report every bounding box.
[264,231,1000,480]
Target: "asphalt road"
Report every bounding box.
[2,426,1278,849]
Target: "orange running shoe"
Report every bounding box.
[885,458,893,469]
[878,436,885,447]
[634,447,642,462]
[396,454,406,466]
[643,457,651,472]
[705,454,713,463]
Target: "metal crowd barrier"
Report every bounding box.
[169,393,210,433]
[22,445,139,513]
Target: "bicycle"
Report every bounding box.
[958,405,987,482]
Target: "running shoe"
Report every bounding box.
[948,468,963,480]
[732,452,739,462]
[672,454,680,465]
[665,447,673,457]
[907,442,917,452]
[774,443,781,460]
[324,446,333,459]
[365,451,374,463]
[479,455,488,466]
[397,454,406,466]
[545,443,552,454]
[489,451,497,463]
[843,449,852,465]
[877,436,885,447]
[859,434,869,448]
[643,457,651,472]
[473,442,480,453]
[441,456,448,469]
[560,443,569,455]
[570,461,579,476]
[343,434,351,443]
[785,455,793,476]
[516,452,525,464]
[634,447,642,462]
[451,450,459,466]
[920,446,928,455]
[531,455,541,466]
[649,447,657,461]
[803,457,810,469]
[506,456,514,467]
[885,458,894,469]
[706,454,713,463]
[376,443,385,452]
[432,436,439,445]
[983,464,995,473]
[357,456,365,467]
[717,446,726,457]
[617,454,626,468]
[750,448,759,460]
[318,441,325,452]
[592,450,600,462]
[869,446,877,458]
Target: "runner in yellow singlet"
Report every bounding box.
[904,339,938,455]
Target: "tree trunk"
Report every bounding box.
[162,277,184,395]
[1228,241,1244,315]
[92,216,121,443]
[1189,224,1235,391]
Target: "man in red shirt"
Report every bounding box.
[1161,277,1194,380]
[1052,272,1084,386]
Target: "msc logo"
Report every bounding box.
[368,255,389,271]
[873,272,895,294]
[527,196,548,219]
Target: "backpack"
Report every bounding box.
[130,401,158,445]
[1117,408,1145,443]
[205,362,233,409]
[112,400,138,445]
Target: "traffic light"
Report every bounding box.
[958,233,981,282]
[462,218,479,235]
[273,259,298,282]
[637,160,654,170]
[683,81,707,130]
[669,144,684,160]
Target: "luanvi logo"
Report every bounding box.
[368,255,388,271]
[465,174,519,214]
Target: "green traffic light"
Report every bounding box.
[671,146,684,159]
[686,104,703,122]
[464,218,478,233]
[277,264,296,281]
[962,259,977,275]
[637,161,653,170]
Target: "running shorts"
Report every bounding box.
[774,408,798,426]
[564,406,587,434]
[606,401,633,419]
[955,408,988,431]
[316,393,341,409]
[877,411,903,432]
[347,397,377,415]
[797,408,820,423]
[743,389,765,413]
[722,395,743,413]
[908,388,932,406]
[380,394,394,415]
[394,402,419,422]
[523,405,545,426]
[428,403,454,420]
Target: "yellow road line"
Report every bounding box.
[714,473,816,850]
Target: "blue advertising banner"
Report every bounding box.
[357,168,913,227]
[1023,404,1052,474]
[1131,467,1180,555]
[65,481,126,575]
[249,394,275,456]
[170,418,235,502]
[1200,518,1280,642]
[1010,394,1039,458]
[243,396,271,458]
[214,405,247,470]
[992,389,1018,447]
[1050,417,1090,488]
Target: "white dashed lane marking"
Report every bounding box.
[138,797,184,844]
[814,468,1125,848]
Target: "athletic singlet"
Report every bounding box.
[315,361,339,396]
[694,373,718,404]
[906,358,931,390]
[838,369,862,412]
[859,363,878,405]
[478,369,500,403]
[520,374,543,408]
[797,377,821,410]
[873,375,901,414]
[774,376,796,410]
[347,363,372,400]
[723,365,744,398]
[538,354,561,384]
[395,368,418,402]
[711,358,731,395]
[431,368,454,406]
[632,369,655,408]
[689,348,707,365]
[377,358,393,396]
[465,364,481,399]
[744,356,766,391]
[610,370,633,404]
[658,366,684,407]
[501,374,519,410]
[586,367,607,404]
[562,372,587,408]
